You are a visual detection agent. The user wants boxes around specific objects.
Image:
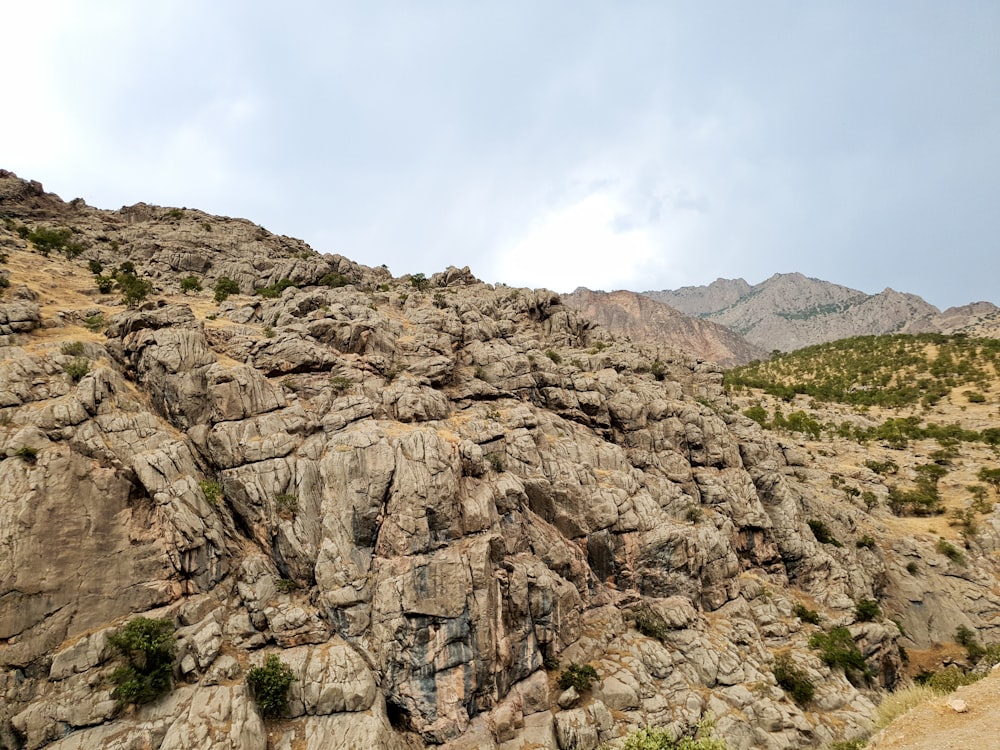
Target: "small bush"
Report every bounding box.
[916,665,983,693]
[855,535,876,549]
[906,561,919,575]
[262,325,275,338]
[854,598,881,622]
[256,278,295,299]
[936,538,966,566]
[246,653,296,720]
[16,446,39,464]
[28,226,84,257]
[275,494,298,515]
[275,578,298,593]
[87,259,103,274]
[409,272,430,291]
[865,459,899,475]
[61,341,85,356]
[214,277,240,303]
[486,453,504,472]
[330,375,353,393]
[95,275,116,294]
[632,604,671,641]
[84,313,104,332]
[793,604,821,625]
[200,479,223,506]
[809,627,870,683]
[621,719,728,750]
[964,390,987,403]
[557,662,599,692]
[650,359,666,381]
[117,273,153,307]
[808,519,842,547]
[107,617,176,705]
[772,652,814,706]
[544,349,561,364]
[180,275,202,294]
[319,272,350,288]
[62,358,90,382]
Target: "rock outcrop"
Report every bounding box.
[0,170,995,749]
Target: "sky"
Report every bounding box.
[3,1,999,310]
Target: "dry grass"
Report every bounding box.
[874,684,938,730]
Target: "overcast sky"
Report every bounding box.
[4,1,998,309]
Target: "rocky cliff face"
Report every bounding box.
[561,289,766,367]
[646,273,999,353]
[1,171,996,750]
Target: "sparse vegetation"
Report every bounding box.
[486,453,504,472]
[793,604,821,625]
[200,479,223,506]
[107,617,176,706]
[27,225,85,258]
[631,604,671,641]
[214,277,240,303]
[409,272,430,291]
[330,375,353,392]
[772,652,814,706]
[557,662,599,692]
[809,626,870,684]
[935,537,966,566]
[319,272,350,288]
[544,349,562,364]
[246,653,296,720]
[854,598,880,622]
[62,358,90,381]
[807,519,842,547]
[117,272,154,307]
[60,341,85,356]
[16,446,39,464]
[256,278,295,298]
[180,275,202,294]
[275,494,298,515]
[84,313,104,332]
[620,719,728,750]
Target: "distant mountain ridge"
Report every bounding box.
[645,272,1000,353]
[561,288,766,366]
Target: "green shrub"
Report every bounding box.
[964,390,987,403]
[793,604,820,625]
[107,617,176,705]
[275,494,298,515]
[855,535,876,550]
[809,627,870,683]
[772,652,814,706]
[166,208,184,219]
[180,275,202,294]
[632,604,671,641]
[330,375,353,393]
[28,226,83,257]
[60,341,85,356]
[83,313,104,332]
[936,538,966,566]
[275,578,298,593]
[906,561,919,575]
[854,598,880,622]
[557,662,599,692]
[62,358,90,382]
[650,359,666,381]
[978,467,1000,492]
[246,653,296,719]
[319,272,350,288]
[916,665,983,693]
[409,272,430,291]
[486,453,504,472]
[544,349,561,364]
[864,458,898,475]
[807,519,842,547]
[16,446,39,464]
[256,278,295,298]
[262,325,275,338]
[200,479,223,506]
[621,719,728,750]
[744,405,768,427]
[87,259,103,274]
[214,277,240,302]
[95,275,116,294]
[117,273,153,308]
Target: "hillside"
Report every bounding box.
[561,288,766,367]
[646,273,1000,353]
[2,169,1000,750]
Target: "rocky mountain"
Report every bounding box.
[2,170,1000,750]
[561,288,767,367]
[646,273,1000,353]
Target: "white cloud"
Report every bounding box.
[491,190,668,292]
